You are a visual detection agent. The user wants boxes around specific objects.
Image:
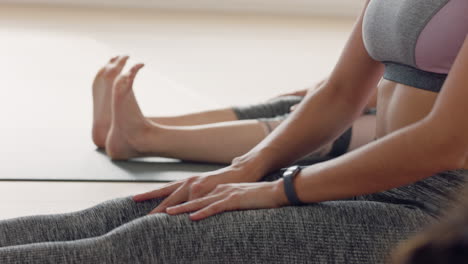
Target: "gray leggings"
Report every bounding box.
[232,95,304,123]
[0,169,466,264]
[233,96,373,163]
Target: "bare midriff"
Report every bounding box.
[376,79,468,169]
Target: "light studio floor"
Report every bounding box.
[0,4,354,220]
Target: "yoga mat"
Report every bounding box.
[0,34,226,182]
[0,97,225,183]
[0,148,224,182]
[0,82,225,182]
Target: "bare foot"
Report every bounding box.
[92,55,130,148]
[106,63,153,160]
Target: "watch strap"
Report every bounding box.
[283,166,305,206]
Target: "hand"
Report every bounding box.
[165,180,288,221]
[133,166,262,214]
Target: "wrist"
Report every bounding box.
[273,178,290,206]
[228,162,265,182]
[282,165,306,205]
[230,150,276,181]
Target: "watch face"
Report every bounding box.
[284,166,300,177]
[284,166,300,175]
[290,165,299,171]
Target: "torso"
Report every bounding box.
[376,80,468,169]
[364,0,468,169]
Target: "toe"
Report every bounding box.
[112,62,142,94]
[129,64,145,80]
[115,55,130,68]
[113,75,130,93]
[104,56,129,80]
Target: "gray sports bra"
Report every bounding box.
[362,0,468,92]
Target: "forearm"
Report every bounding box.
[287,119,464,204]
[232,0,383,180]
[233,84,364,178]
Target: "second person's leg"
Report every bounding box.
[92,56,241,148]
[0,197,161,248]
[104,65,377,164]
[0,197,433,264]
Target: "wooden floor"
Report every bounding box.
[0,4,354,220]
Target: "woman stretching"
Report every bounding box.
[92,56,377,164]
[1,0,468,263]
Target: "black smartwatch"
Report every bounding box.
[282,165,305,206]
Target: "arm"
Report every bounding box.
[165,38,468,220]
[234,0,384,178]
[133,1,383,214]
[290,85,377,112]
[281,37,468,204]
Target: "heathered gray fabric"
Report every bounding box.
[0,169,465,264]
[362,0,450,67]
[232,95,303,121]
[383,63,448,92]
[232,95,350,163]
[232,96,376,164]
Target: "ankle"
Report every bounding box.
[130,122,165,155]
[126,122,148,154]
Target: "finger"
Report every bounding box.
[189,199,232,221]
[109,56,119,63]
[149,183,189,214]
[166,194,225,215]
[133,181,183,202]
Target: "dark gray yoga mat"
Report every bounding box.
[1,148,224,182]
[0,73,224,182]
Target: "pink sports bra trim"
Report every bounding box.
[415,0,468,74]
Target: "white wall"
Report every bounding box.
[0,0,366,17]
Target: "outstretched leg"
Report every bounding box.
[148,109,238,126]
[102,59,377,163]
[0,197,161,248]
[104,64,271,163]
[104,65,373,164]
[2,169,455,263]
[0,200,433,264]
[92,56,240,149]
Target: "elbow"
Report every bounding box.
[444,144,468,171]
[424,120,468,171]
[425,139,467,173]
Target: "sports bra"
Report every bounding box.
[362,0,468,92]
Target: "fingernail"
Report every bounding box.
[167,206,179,212]
[189,214,199,221]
